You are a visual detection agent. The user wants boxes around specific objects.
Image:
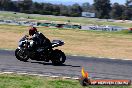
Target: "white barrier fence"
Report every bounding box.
[0,20,37,26]
[0,19,127,31]
[81,25,127,31]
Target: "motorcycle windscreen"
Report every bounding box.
[51,40,64,47]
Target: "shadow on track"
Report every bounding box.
[30,61,81,67]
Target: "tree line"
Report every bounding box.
[0,0,132,20]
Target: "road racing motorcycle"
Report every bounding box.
[15,35,66,65]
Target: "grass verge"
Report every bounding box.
[0,74,131,88]
[1,24,132,59]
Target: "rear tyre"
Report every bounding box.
[51,49,66,65]
[15,48,29,62]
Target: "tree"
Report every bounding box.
[110,3,125,19]
[18,0,33,12]
[0,0,11,10]
[122,8,132,20]
[31,2,42,14]
[93,0,111,19]
[32,2,42,10]
[110,1,132,20]
[125,0,132,20]
[42,3,53,15]
[8,1,19,11]
[52,5,60,15]
[59,4,69,16]
[70,3,82,17]
[126,0,132,7]
[81,2,91,12]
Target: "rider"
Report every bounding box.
[28,26,52,51]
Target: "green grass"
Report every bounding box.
[0,74,131,88]
[0,11,131,28]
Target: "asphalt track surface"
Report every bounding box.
[0,50,132,80]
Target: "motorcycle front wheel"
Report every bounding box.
[15,48,29,62]
[51,49,66,65]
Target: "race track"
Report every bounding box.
[0,50,132,80]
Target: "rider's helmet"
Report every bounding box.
[29,26,37,36]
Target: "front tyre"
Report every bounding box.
[51,49,66,65]
[15,48,29,62]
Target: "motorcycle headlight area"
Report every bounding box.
[18,41,25,47]
[18,40,34,48]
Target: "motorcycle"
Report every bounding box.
[15,35,66,65]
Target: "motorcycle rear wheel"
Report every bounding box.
[15,48,29,62]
